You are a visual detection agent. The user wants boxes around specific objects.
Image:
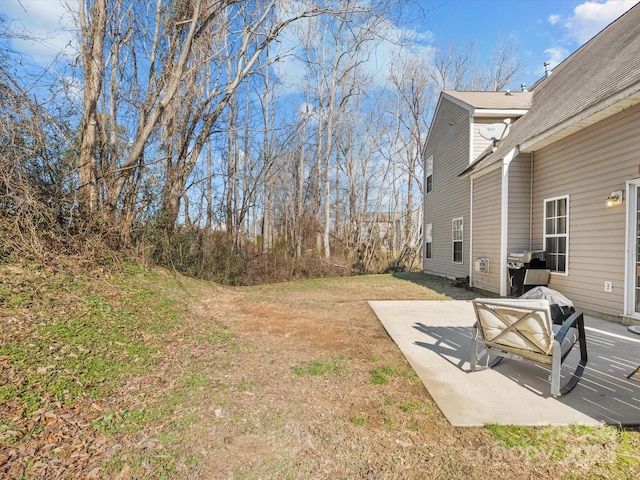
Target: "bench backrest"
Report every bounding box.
[473,298,554,356]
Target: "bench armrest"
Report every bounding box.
[555,311,584,343]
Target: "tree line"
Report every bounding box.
[0,0,521,283]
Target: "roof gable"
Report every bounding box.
[444,91,532,113]
[424,90,532,159]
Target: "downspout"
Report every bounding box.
[468,114,474,163]
[469,178,474,286]
[468,115,474,286]
[500,162,509,297]
[530,152,534,251]
[500,148,517,297]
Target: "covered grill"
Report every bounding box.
[507,249,550,296]
[520,286,575,325]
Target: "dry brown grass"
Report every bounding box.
[2,268,638,479]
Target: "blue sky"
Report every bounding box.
[1,0,638,91]
[418,0,638,86]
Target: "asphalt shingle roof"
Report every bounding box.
[461,3,640,177]
[444,91,533,110]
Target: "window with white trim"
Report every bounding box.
[425,155,433,193]
[544,195,568,273]
[425,223,432,259]
[452,217,463,264]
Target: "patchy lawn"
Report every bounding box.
[1,265,639,479]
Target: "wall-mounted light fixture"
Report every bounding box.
[606,190,623,207]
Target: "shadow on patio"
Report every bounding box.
[369,300,640,427]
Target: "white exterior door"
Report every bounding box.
[626,180,640,318]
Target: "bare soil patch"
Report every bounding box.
[164,275,568,479]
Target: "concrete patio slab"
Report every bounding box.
[369,300,640,427]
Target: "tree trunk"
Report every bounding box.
[77,0,107,215]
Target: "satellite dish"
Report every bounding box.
[479,122,510,141]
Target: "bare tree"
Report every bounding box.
[4,0,527,279]
[430,41,476,91]
[430,39,523,92]
[389,53,431,265]
[77,0,107,214]
[292,2,384,259]
[482,36,522,91]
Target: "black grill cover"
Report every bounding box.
[519,286,575,325]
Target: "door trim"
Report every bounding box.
[625,180,640,318]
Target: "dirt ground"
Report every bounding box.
[169,275,573,479]
[2,272,628,479]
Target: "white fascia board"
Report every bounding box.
[441,93,530,118]
[423,93,446,154]
[520,84,640,153]
[441,92,474,113]
[467,157,503,180]
[473,109,529,117]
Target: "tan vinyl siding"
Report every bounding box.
[531,103,640,317]
[423,98,471,279]
[472,117,501,160]
[471,170,502,293]
[507,154,533,254]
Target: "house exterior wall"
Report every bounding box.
[472,117,502,159]
[531,102,640,317]
[470,167,502,292]
[507,154,533,254]
[423,98,472,279]
[469,153,533,295]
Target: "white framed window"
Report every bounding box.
[544,195,568,273]
[452,217,463,264]
[425,223,432,259]
[425,155,433,193]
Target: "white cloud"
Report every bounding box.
[543,46,570,70]
[2,0,76,66]
[541,0,636,74]
[548,14,561,25]
[563,0,637,44]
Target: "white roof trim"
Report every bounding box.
[466,153,504,179]
[422,93,446,156]
[442,93,529,117]
[442,92,475,113]
[474,108,530,117]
